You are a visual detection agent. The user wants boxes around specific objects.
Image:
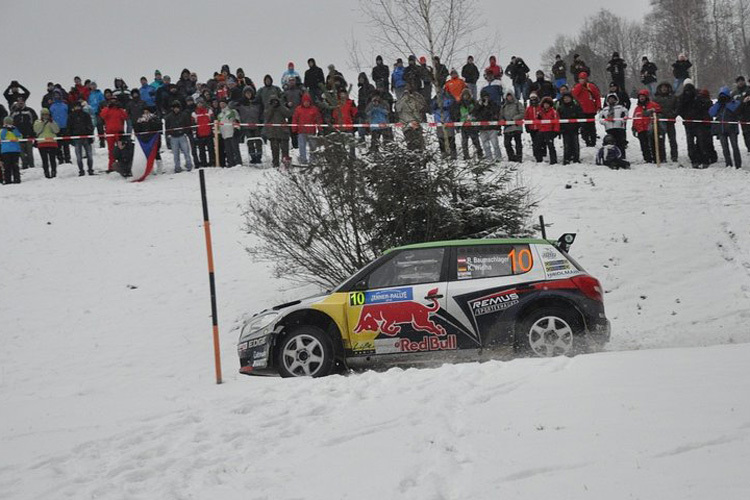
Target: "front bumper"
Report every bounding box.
[237,326,282,375]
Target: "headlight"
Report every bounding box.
[239,312,279,342]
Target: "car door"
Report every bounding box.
[344,247,462,357]
[445,244,546,347]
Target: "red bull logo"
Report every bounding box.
[353,287,446,337]
[396,334,457,352]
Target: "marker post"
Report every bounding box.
[199,169,222,384]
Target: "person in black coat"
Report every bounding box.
[677,83,713,168]
[10,99,37,169]
[607,82,631,110]
[461,55,480,99]
[606,52,627,90]
[4,81,31,108]
[529,71,555,99]
[557,93,583,164]
[371,55,390,92]
[68,101,95,175]
[305,58,326,101]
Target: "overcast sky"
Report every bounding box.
[3,0,650,102]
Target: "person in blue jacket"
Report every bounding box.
[139,77,157,110]
[431,92,457,159]
[1,116,24,184]
[87,81,106,147]
[391,59,406,100]
[49,90,71,163]
[709,86,742,169]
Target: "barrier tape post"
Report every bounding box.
[213,120,220,168]
[199,169,222,385]
[653,112,661,168]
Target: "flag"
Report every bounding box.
[131,134,160,182]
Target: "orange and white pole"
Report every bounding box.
[199,169,222,384]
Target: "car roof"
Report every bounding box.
[388,238,552,253]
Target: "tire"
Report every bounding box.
[276,326,336,378]
[517,307,581,357]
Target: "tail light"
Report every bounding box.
[572,275,603,302]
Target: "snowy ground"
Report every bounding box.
[1,133,750,499]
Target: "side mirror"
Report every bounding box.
[353,279,368,291]
[556,233,576,253]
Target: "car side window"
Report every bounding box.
[367,248,445,289]
[456,245,534,280]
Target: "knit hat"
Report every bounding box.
[41,108,50,115]
[419,56,426,64]
[683,78,693,87]
[3,116,14,126]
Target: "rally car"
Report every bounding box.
[237,236,610,377]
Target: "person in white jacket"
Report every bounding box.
[218,100,241,167]
[598,93,629,158]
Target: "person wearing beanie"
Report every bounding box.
[537,96,560,164]
[4,80,31,108]
[462,55,480,99]
[1,116,24,184]
[677,82,713,168]
[281,62,300,90]
[641,57,658,96]
[570,54,590,80]
[672,54,692,93]
[709,87,742,168]
[597,93,628,161]
[451,88,484,161]
[500,91,524,162]
[571,71,602,147]
[530,70,555,99]
[418,56,433,103]
[606,52,627,90]
[33,108,61,178]
[608,81,631,110]
[557,93,583,164]
[391,59,406,100]
[86,81,106,148]
[9,98,37,169]
[68,100,95,176]
[631,89,663,164]
[524,92,545,162]
[371,55,390,93]
[653,81,679,162]
[151,70,164,89]
[551,55,567,96]
[305,58,326,101]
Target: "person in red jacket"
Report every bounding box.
[537,97,560,164]
[631,89,663,163]
[332,89,358,157]
[571,72,601,147]
[292,93,323,164]
[99,99,128,171]
[485,55,503,80]
[524,93,545,162]
[191,99,215,167]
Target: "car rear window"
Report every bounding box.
[456,245,533,280]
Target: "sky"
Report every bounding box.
[3,0,650,102]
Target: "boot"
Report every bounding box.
[88,169,95,175]
[79,169,85,176]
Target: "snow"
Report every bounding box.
[1,134,750,499]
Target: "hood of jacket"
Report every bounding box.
[656,81,673,96]
[718,86,731,98]
[264,75,273,86]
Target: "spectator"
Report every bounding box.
[191,98,215,167]
[524,93,544,162]
[257,75,283,110]
[403,55,424,97]
[432,92,457,159]
[632,89,662,164]
[475,89,501,162]
[551,55,567,94]
[395,85,427,150]
[431,56,449,88]
[444,69,467,102]
[281,62,300,90]
[607,81,631,110]
[218,100,241,167]
[529,70,555,99]
[558,93,583,164]
[511,57,530,103]
[4,80,31,108]
[0,102,6,127]
[481,70,504,108]
[571,71,602,147]
[365,93,391,153]
[292,93,323,163]
[505,56,517,83]
[451,88,483,161]
[641,56,658,96]
[677,83,713,169]
[139,77,157,109]
[33,108,60,178]
[126,89,147,131]
[485,55,503,80]
[10,99,37,169]
[606,52,627,90]
[133,108,163,176]
[537,97,560,165]
[151,70,164,90]
[87,81,106,148]
[0,116,23,184]
[418,56,433,103]
[332,89,358,157]
[596,134,630,169]
[653,82,679,162]
[672,54,692,93]
[235,68,256,93]
[391,59,406,100]
[49,90,71,164]
[155,75,173,115]
[731,76,750,153]
[570,54,590,78]
[99,99,128,171]
[326,64,347,93]
[709,87,742,169]
[356,73,375,143]
[264,95,292,168]
[111,137,135,178]
[112,78,130,107]
[500,91,524,162]
[462,55,480,99]
[236,87,263,165]
[372,55,390,92]
[304,58,326,101]
[283,77,305,148]
[164,100,194,172]
[597,93,628,159]
[41,82,56,110]
[68,100,95,176]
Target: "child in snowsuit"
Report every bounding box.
[596,134,630,169]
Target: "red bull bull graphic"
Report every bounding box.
[352,287,447,337]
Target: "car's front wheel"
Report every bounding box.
[518,308,580,357]
[277,326,335,378]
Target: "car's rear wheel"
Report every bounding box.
[518,308,580,357]
[277,326,335,378]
